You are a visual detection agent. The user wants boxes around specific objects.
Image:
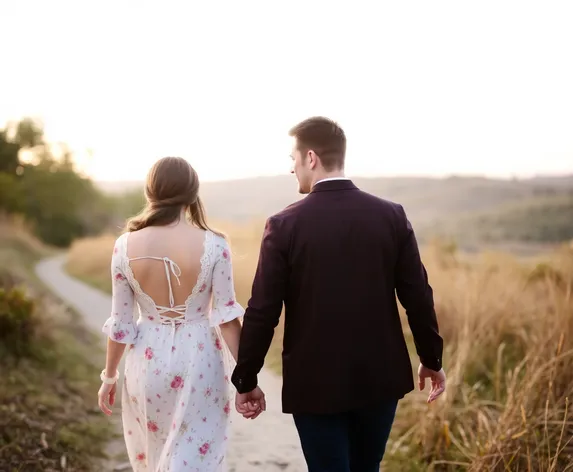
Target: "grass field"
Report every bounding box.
[0,218,115,471]
[66,222,573,471]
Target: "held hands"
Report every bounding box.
[418,364,446,403]
[235,386,266,420]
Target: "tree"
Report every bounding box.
[14,118,44,148]
[0,131,20,175]
[0,118,113,246]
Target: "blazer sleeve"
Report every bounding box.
[394,204,444,371]
[231,215,288,393]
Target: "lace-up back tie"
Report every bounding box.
[128,256,188,327]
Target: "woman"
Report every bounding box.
[97,157,265,471]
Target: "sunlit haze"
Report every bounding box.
[2,0,572,182]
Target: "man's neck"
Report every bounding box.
[312,172,347,187]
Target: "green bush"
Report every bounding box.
[0,287,37,358]
[0,172,23,213]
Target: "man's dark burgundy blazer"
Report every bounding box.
[231,179,443,414]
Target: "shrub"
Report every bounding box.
[0,287,37,358]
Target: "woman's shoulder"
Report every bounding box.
[206,231,232,258]
[113,232,130,250]
[112,231,136,259]
[208,229,225,243]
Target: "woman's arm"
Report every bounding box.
[104,338,127,378]
[99,235,136,415]
[99,338,126,416]
[210,237,245,356]
[210,238,265,419]
[219,318,242,361]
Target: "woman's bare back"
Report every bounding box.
[126,223,207,318]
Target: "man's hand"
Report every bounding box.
[235,386,266,420]
[418,364,446,403]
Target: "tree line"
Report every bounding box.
[0,118,141,247]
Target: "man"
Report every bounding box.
[232,116,446,472]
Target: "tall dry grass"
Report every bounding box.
[65,223,573,470]
[388,243,573,471]
[65,233,117,293]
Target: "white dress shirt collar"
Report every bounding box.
[314,177,350,186]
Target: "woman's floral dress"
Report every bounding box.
[102,230,244,471]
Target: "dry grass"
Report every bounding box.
[66,232,117,293]
[0,213,52,255]
[386,242,573,471]
[65,222,573,471]
[0,214,55,281]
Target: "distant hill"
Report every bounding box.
[96,174,573,245]
[427,193,573,244]
[97,180,143,194]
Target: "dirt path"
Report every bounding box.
[36,255,306,472]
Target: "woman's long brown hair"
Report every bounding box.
[125,157,224,238]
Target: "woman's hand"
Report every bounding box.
[98,382,117,416]
[235,386,266,420]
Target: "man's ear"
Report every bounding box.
[308,150,318,170]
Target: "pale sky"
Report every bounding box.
[1,0,572,182]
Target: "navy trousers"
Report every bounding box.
[293,400,398,472]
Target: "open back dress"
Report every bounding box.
[102,230,244,471]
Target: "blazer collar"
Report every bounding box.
[310,179,358,194]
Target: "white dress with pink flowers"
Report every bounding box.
[102,230,244,472]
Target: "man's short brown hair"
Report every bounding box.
[289,116,346,171]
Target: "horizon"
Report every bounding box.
[95,170,573,186]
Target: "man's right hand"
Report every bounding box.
[418,364,446,403]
